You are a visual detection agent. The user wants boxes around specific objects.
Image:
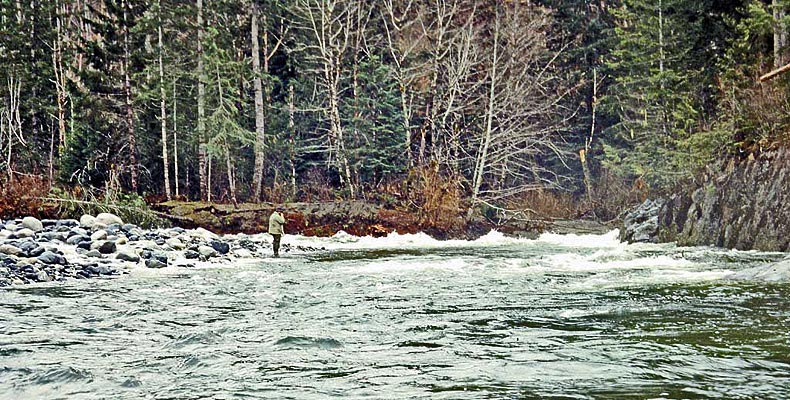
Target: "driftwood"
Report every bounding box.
[759,61,790,82]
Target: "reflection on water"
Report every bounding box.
[1,232,789,399]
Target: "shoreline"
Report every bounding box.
[0,209,614,287]
[0,213,320,287]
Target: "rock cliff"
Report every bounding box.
[656,148,790,251]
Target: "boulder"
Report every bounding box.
[66,235,90,245]
[41,232,68,242]
[198,245,218,258]
[95,213,123,226]
[21,217,44,232]
[37,251,66,265]
[165,237,185,250]
[145,259,167,269]
[0,244,22,256]
[184,250,200,259]
[116,249,140,263]
[27,246,45,257]
[91,230,108,241]
[209,240,230,255]
[729,259,790,282]
[233,248,254,258]
[80,214,96,228]
[93,241,117,254]
[620,199,665,243]
[14,228,35,239]
[192,227,219,241]
[69,227,89,237]
[56,219,80,228]
[85,250,103,258]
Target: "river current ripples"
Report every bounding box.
[1,231,789,399]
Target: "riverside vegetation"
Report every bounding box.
[2,1,790,254]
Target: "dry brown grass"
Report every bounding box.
[503,190,580,220]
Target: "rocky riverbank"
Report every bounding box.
[621,147,790,251]
[0,213,314,287]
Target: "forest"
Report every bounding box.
[1,0,789,224]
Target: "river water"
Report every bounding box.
[1,231,789,399]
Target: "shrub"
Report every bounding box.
[405,163,464,231]
[0,175,52,219]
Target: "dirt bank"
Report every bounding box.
[152,200,613,240]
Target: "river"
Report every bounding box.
[1,230,789,399]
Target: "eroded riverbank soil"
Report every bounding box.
[153,201,612,239]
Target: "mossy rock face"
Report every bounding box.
[656,147,790,251]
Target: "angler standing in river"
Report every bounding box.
[268,207,287,257]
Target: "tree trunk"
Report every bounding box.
[197,0,208,201]
[173,78,179,197]
[53,0,67,155]
[251,1,266,201]
[158,4,171,200]
[775,0,788,68]
[469,11,499,217]
[288,83,297,198]
[123,0,138,192]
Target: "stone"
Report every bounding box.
[116,249,140,263]
[21,217,43,232]
[165,238,185,250]
[14,228,35,239]
[151,251,168,263]
[41,232,68,242]
[209,240,230,255]
[155,238,166,246]
[79,214,96,228]
[92,222,108,231]
[27,246,46,257]
[116,236,128,245]
[121,223,137,233]
[729,259,790,282]
[86,250,103,258]
[56,219,79,228]
[69,227,88,237]
[4,223,18,231]
[184,250,200,259]
[41,219,59,227]
[145,259,167,269]
[0,244,22,256]
[192,227,219,241]
[91,230,108,241]
[37,251,66,265]
[198,245,218,258]
[620,199,665,243]
[35,271,52,282]
[96,241,117,254]
[87,265,113,275]
[95,213,123,226]
[233,248,254,258]
[78,241,93,250]
[66,234,90,245]
[14,240,38,254]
